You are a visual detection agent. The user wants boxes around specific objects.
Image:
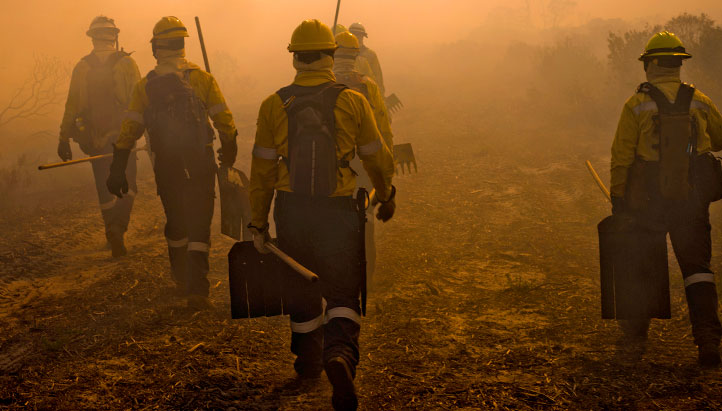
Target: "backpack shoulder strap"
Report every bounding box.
[637,82,675,114]
[106,50,130,68]
[276,84,300,107]
[81,53,100,68]
[320,83,348,110]
[673,83,695,114]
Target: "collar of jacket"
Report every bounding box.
[154,51,200,75]
[333,57,357,74]
[293,69,336,86]
[646,62,681,84]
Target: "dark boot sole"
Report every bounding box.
[325,358,357,411]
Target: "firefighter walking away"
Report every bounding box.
[610,31,722,367]
[58,16,141,258]
[248,19,396,410]
[107,16,239,311]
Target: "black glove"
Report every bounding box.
[217,132,238,167]
[106,146,130,198]
[376,185,396,222]
[611,196,626,215]
[57,140,72,161]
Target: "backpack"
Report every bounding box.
[143,69,213,156]
[638,82,697,200]
[78,51,129,153]
[276,82,347,197]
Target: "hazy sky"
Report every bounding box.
[1,0,720,95]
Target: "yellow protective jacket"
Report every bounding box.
[59,50,140,143]
[610,73,722,197]
[115,57,237,150]
[249,69,395,227]
[334,69,393,149]
[359,46,385,96]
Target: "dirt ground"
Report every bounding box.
[2,102,722,410]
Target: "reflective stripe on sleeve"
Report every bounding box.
[188,242,210,253]
[100,199,117,210]
[166,237,189,248]
[290,313,324,333]
[125,111,144,124]
[691,100,710,112]
[684,273,715,287]
[252,144,278,160]
[208,103,228,116]
[324,307,361,324]
[358,139,382,156]
[632,101,657,115]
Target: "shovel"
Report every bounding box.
[228,240,319,319]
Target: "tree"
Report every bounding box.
[0,55,68,128]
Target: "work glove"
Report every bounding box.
[376,185,396,222]
[106,146,131,198]
[57,140,72,161]
[248,223,271,254]
[611,196,626,215]
[217,132,238,167]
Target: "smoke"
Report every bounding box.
[0,0,720,192]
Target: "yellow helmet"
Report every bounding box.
[86,16,119,38]
[349,22,367,38]
[288,19,337,52]
[151,16,189,43]
[639,31,692,61]
[335,31,359,50]
[334,24,347,35]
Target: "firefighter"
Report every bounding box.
[248,19,395,410]
[611,31,722,367]
[349,22,385,96]
[106,16,238,311]
[58,16,141,258]
[334,30,393,284]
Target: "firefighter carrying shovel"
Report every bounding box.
[248,19,396,411]
[603,31,722,367]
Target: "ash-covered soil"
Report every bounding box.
[2,106,722,410]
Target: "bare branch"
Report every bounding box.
[0,55,69,128]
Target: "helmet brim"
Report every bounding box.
[639,52,692,61]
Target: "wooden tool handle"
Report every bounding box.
[38,152,113,170]
[265,242,319,283]
[585,160,611,202]
[38,146,148,171]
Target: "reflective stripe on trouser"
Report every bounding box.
[92,152,138,241]
[274,191,363,375]
[156,149,215,297]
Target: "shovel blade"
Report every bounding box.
[393,143,418,174]
[228,241,285,319]
[385,93,404,114]
[218,166,253,241]
[598,215,670,320]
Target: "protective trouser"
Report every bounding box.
[274,191,362,377]
[155,148,216,297]
[91,150,137,242]
[631,166,722,347]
